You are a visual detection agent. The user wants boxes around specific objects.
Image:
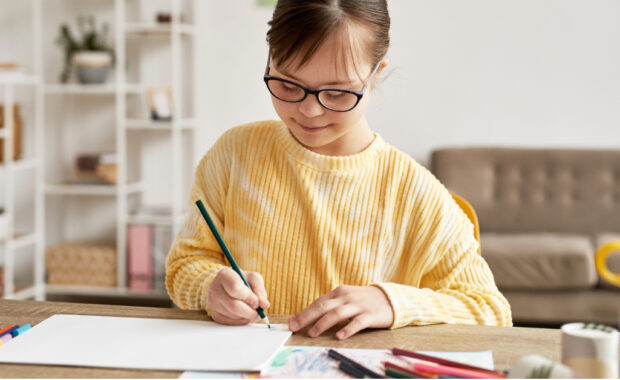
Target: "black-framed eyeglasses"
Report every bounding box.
[263,57,381,112]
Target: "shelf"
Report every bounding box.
[125,22,195,36]
[0,233,38,248]
[13,158,39,171]
[0,74,38,85]
[45,284,169,299]
[125,118,196,130]
[0,158,39,171]
[13,233,38,249]
[45,182,143,196]
[127,211,186,226]
[7,285,37,300]
[44,83,144,95]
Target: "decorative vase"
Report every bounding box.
[72,51,112,84]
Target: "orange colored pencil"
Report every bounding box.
[0,324,16,336]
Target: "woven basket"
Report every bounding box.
[46,243,117,287]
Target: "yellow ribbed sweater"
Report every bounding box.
[166,120,512,328]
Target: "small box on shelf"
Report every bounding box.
[75,152,118,184]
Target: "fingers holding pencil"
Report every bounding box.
[207,267,270,325]
[195,199,271,327]
[245,271,271,310]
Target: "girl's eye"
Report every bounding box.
[280,82,297,92]
[323,91,345,100]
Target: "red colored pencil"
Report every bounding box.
[384,361,436,379]
[413,361,506,379]
[392,348,507,378]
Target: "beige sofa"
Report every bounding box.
[431,148,620,325]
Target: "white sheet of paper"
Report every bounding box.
[0,314,291,371]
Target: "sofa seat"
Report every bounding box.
[482,233,597,290]
[501,289,620,324]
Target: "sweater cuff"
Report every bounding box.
[198,266,225,313]
[372,282,452,329]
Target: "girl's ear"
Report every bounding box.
[371,57,390,89]
[378,57,390,74]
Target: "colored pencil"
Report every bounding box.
[412,361,504,379]
[339,360,367,378]
[11,323,31,337]
[385,367,417,378]
[384,361,434,379]
[0,325,19,339]
[195,200,271,327]
[328,349,385,378]
[0,324,16,336]
[392,348,506,378]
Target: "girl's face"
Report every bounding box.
[268,34,387,156]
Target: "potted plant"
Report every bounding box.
[56,16,115,84]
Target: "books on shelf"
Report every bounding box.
[127,223,173,291]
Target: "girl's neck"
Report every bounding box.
[308,119,375,157]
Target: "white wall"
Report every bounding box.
[195,1,277,154]
[196,0,620,166]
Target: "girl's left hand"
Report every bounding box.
[288,285,394,340]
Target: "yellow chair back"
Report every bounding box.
[451,192,481,255]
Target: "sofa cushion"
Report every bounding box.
[596,233,620,289]
[481,233,596,290]
[432,148,620,235]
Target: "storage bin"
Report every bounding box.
[46,243,117,287]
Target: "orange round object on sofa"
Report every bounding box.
[595,241,620,287]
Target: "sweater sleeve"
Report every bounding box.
[165,131,233,311]
[373,183,513,329]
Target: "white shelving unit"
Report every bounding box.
[44,83,144,95]
[28,0,196,301]
[0,0,45,300]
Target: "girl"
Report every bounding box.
[166,0,512,340]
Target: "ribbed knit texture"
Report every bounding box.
[166,120,512,328]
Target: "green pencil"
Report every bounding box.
[195,200,271,328]
[385,367,417,378]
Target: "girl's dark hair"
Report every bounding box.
[266,0,390,74]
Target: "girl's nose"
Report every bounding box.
[298,94,325,118]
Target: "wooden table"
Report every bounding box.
[0,299,560,378]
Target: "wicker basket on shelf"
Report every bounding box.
[46,243,117,287]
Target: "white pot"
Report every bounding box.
[72,51,112,84]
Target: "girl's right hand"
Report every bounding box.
[206,267,270,325]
